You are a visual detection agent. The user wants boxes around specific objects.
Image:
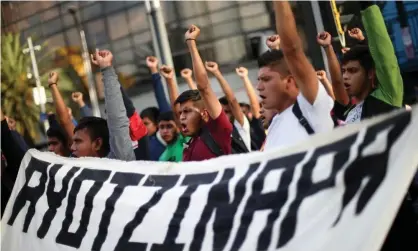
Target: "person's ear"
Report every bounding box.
[92,138,103,153]
[201,109,210,122]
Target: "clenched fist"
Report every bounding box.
[204,61,219,74]
[185,25,200,41]
[72,92,83,103]
[317,31,331,48]
[48,71,59,86]
[348,28,365,41]
[266,35,280,50]
[180,68,192,79]
[235,67,248,79]
[146,56,158,69]
[91,49,113,69]
[316,70,327,81]
[341,47,351,54]
[160,65,174,79]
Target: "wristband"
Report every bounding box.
[185,38,196,43]
[48,82,57,88]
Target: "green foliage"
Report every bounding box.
[1,33,80,143]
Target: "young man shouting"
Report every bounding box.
[175,25,233,161]
[258,1,334,151]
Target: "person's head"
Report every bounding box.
[71,117,110,158]
[174,90,209,137]
[239,102,252,120]
[47,127,70,157]
[260,106,278,129]
[219,96,234,123]
[158,111,179,144]
[140,107,160,136]
[341,45,375,100]
[257,49,298,111]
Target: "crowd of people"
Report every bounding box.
[1,1,417,250]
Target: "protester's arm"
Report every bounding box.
[317,31,349,105]
[186,25,222,119]
[360,2,403,107]
[206,61,245,126]
[91,50,135,161]
[317,70,336,101]
[120,85,148,142]
[1,110,26,176]
[48,72,74,145]
[348,28,368,45]
[160,65,180,120]
[146,56,171,112]
[181,68,197,90]
[72,92,93,117]
[274,1,319,105]
[236,67,261,119]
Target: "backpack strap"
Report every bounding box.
[292,101,315,135]
[200,126,224,157]
[231,126,249,153]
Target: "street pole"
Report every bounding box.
[23,37,49,133]
[311,1,330,76]
[145,0,176,98]
[69,8,101,117]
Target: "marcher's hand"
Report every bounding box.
[91,49,113,69]
[181,68,192,79]
[48,71,59,86]
[185,25,200,40]
[317,31,332,48]
[316,70,327,81]
[146,56,158,69]
[160,65,174,79]
[72,92,83,103]
[205,61,219,74]
[266,35,280,50]
[341,47,351,54]
[236,67,248,78]
[348,28,365,41]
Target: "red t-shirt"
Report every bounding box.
[183,110,232,161]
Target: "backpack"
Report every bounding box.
[292,101,315,135]
[200,125,249,157]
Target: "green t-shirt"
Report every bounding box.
[159,134,190,162]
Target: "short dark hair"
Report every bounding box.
[258,49,290,76]
[239,102,251,110]
[174,89,202,105]
[158,111,175,123]
[74,117,110,157]
[140,107,160,124]
[341,45,374,73]
[46,127,67,146]
[219,96,229,106]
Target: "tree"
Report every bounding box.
[1,33,77,143]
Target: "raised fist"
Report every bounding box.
[341,47,351,54]
[180,68,192,79]
[91,49,113,69]
[185,25,200,40]
[146,56,158,69]
[48,71,59,86]
[316,31,332,47]
[204,61,219,73]
[348,28,365,41]
[72,92,83,103]
[160,65,174,79]
[266,35,280,50]
[316,70,327,80]
[235,67,248,78]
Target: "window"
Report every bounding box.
[211,20,241,39]
[103,1,126,14]
[113,37,132,52]
[209,7,240,24]
[86,19,108,46]
[241,15,270,33]
[81,3,102,22]
[213,35,246,64]
[41,6,59,22]
[207,1,235,11]
[239,2,266,18]
[133,31,152,46]
[42,17,62,37]
[117,64,138,76]
[27,14,41,27]
[177,1,207,19]
[114,49,135,64]
[160,1,176,23]
[128,6,148,32]
[108,12,129,40]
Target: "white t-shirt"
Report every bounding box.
[345,101,364,124]
[264,83,334,151]
[234,116,251,151]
